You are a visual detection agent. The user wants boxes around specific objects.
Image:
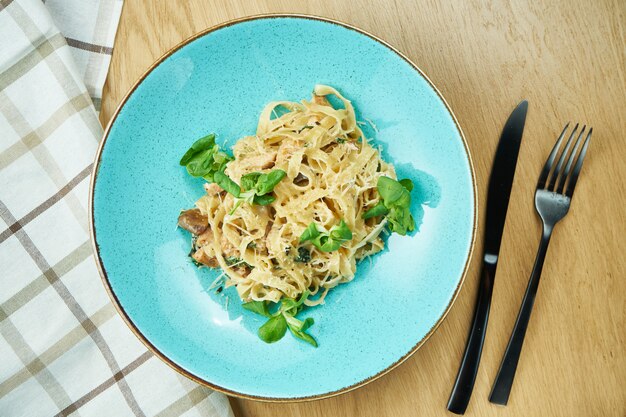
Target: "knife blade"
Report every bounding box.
[447,100,528,415]
[483,101,528,259]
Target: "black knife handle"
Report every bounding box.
[447,260,496,414]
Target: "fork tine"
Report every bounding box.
[565,128,592,198]
[556,125,586,194]
[537,123,571,189]
[547,123,579,190]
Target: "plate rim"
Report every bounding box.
[89,12,478,402]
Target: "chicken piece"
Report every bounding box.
[238,152,276,171]
[178,209,208,235]
[196,228,214,247]
[192,248,218,267]
[233,265,252,277]
[276,142,300,166]
[203,182,224,196]
[220,234,240,259]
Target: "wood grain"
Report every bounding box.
[101,1,626,416]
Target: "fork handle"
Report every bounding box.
[489,224,553,405]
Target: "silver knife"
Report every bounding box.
[447,100,528,414]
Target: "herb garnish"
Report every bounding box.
[225,256,241,266]
[299,219,353,252]
[179,134,233,182]
[213,170,241,197]
[239,170,286,205]
[242,291,317,347]
[362,176,415,235]
[179,134,286,213]
[294,247,311,263]
[224,256,254,269]
[215,169,286,214]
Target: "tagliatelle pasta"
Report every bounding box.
[181,85,399,308]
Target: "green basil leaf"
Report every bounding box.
[281,299,298,312]
[377,176,404,204]
[277,293,316,347]
[317,235,341,252]
[284,314,304,329]
[401,208,414,231]
[387,219,404,236]
[256,170,286,195]
[399,178,414,192]
[394,188,411,209]
[238,190,256,204]
[185,148,216,177]
[387,206,414,236]
[289,290,310,312]
[300,223,321,243]
[329,220,352,242]
[301,317,314,331]
[372,176,415,236]
[242,300,271,317]
[258,315,287,343]
[253,194,275,206]
[362,201,390,219]
[281,291,311,315]
[203,151,233,182]
[240,172,262,191]
[201,171,217,183]
[179,134,216,166]
[212,151,231,166]
[408,214,416,232]
[296,290,310,307]
[288,326,318,347]
[303,221,350,252]
[389,207,405,231]
[214,170,241,198]
[285,314,317,347]
[180,134,234,182]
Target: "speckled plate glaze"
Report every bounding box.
[90,14,476,401]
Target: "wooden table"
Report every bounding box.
[101,1,626,416]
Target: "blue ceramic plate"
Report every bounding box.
[91,15,476,401]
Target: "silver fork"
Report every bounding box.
[489,123,593,405]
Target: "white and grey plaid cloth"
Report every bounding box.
[0,0,234,416]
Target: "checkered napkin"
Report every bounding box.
[43,0,124,112]
[0,1,234,416]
